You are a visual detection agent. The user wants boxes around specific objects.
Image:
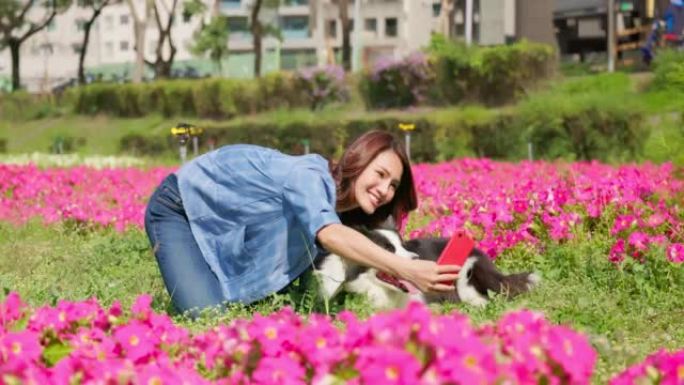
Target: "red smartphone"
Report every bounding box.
[437,230,475,267]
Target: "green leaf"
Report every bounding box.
[42,341,73,367]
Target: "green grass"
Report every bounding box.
[1,221,683,384]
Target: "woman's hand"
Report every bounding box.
[396,259,461,293]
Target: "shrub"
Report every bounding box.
[360,52,433,109]
[0,91,61,120]
[295,65,348,110]
[474,40,556,105]
[427,36,556,106]
[68,75,308,119]
[650,48,684,92]
[516,88,646,161]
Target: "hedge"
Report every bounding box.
[119,102,646,163]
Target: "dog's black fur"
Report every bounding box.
[314,223,540,309]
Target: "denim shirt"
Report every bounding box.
[176,144,341,303]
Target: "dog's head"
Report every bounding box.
[365,228,420,293]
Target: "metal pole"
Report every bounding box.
[607,0,615,72]
[192,136,199,156]
[405,132,411,162]
[352,0,362,71]
[527,141,533,161]
[465,0,473,46]
[179,143,187,164]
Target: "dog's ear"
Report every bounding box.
[380,215,397,230]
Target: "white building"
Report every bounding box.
[0,0,543,93]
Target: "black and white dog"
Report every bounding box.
[314,224,540,309]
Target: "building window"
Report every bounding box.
[120,14,129,25]
[326,19,337,38]
[221,0,241,9]
[281,15,309,39]
[280,48,316,70]
[385,17,398,37]
[71,43,83,54]
[120,41,129,51]
[227,16,249,39]
[432,3,441,17]
[364,18,377,36]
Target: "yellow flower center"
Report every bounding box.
[11,342,21,354]
[385,366,399,381]
[265,327,277,340]
[564,339,573,356]
[148,377,163,385]
[129,335,140,346]
[678,365,684,380]
[316,337,326,348]
[463,354,478,369]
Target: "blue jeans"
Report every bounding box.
[144,173,224,316]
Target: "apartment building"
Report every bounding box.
[0,0,553,92]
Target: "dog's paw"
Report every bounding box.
[527,273,542,290]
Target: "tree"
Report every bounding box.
[0,0,69,91]
[145,0,180,79]
[77,0,112,85]
[437,0,456,38]
[335,0,352,71]
[249,0,281,78]
[190,15,229,75]
[126,0,152,83]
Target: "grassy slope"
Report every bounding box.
[1,221,683,384]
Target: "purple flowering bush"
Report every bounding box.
[360,51,433,109]
[295,65,348,111]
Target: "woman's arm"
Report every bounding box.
[316,223,460,293]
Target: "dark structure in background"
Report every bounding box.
[518,0,557,47]
[553,0,672,61]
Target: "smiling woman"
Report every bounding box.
[144,130,461,317]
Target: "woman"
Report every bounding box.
[144,130,460,315]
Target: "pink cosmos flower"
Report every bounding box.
[666,243,684,263]
[356,346,421,385]
[113,321,156,363]
[251,355,306,385]
[0,330,42,363]
[627,231,650,252]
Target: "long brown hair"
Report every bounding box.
[330,130,417,229]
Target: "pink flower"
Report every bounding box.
[546,326,597,383]
[251,355,306,385]
[627,231,650,252]
[666,243,684,263]
[0,292,27,327]
[113,321,156,363]
[609,239,627,263]
[1,330,43,363]
[356,347,421,385]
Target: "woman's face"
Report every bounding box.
[353,149,403,214]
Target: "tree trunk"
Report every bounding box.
[79,5,106,85]
[251,0,264,78]
[438,0,455,38]
[151,0,179,79]
[10,39,21,91]
[339,0,351,71]
[127,0,151,83]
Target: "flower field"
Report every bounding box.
[1,159,682,265]
[1,158,683,384]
